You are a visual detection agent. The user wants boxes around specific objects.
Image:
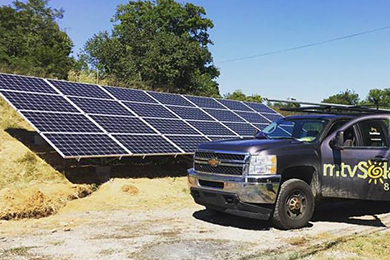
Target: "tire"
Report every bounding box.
[272,179,314,230]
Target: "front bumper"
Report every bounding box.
[188,168,281,219]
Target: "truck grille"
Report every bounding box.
[194,163,243,176]
[194,152,245,161]
[194,151,248,176]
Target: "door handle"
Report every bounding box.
[371,156,388,163]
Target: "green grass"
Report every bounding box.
[1,246,35,257]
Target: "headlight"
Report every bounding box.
[248,154,277,175]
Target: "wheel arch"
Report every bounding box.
[280,165,320,198]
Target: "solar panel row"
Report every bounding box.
[0,73,282,158]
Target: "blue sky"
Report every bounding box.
[1,0,390,102]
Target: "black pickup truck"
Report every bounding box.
[188,112,390,229]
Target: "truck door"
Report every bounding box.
[321,117,390,201]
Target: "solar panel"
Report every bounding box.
[209,136,239,141]
[148,91,194,107]
[0,91,78,112]
[235,111,270,124]
[166,135,210,152]
[185,95,225,109]
[187,121,237,136]
[167,106,214,121]
[253,123,268,130]
[113,134,181,154]
[70,97,134,116]
[144,118,200,135]
[0,73,281,158]
[217,99,252,111]
[244,101,277,114]
[43,133,128,157]
[104,86,157,103]
[49,80,112,99]
[262,113,283,122]
[223,122,259,136]
[204,109,244,122]
[90,115,156,134]
[23,112,102,133]
[124,102,178,119]
[0,74,56,94]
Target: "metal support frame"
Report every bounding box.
[265,98,390,115]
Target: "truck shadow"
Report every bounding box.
[193,209,273,231]
[311,200,390,227]
[193,200,390,230]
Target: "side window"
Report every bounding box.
[356,119,388,147]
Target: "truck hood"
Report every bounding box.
[198,138,296,154]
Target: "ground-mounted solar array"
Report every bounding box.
[0,73,282,158]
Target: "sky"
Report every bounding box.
[1,0,390,102]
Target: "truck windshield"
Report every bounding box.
[257,118,328,142]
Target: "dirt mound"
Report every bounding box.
[0,183,94,220]
[121,184,139,195]
[61,177,192,213]
[0,98,97,220]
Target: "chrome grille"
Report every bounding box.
[194,151,248,176]
[194,152,245,161]
[194,163,243,175]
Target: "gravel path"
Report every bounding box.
[1,200,390,260]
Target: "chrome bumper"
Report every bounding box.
[188,168,281,204]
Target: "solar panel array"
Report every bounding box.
[0,73,282,159]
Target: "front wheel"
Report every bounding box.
[272,179,314,230]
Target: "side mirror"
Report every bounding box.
[330,131,344,150]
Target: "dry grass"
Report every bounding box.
[0,98,94,220]
[303,230,390,260]
[0,97,192,220]
[60,177,191,213]
[286,236,310,246]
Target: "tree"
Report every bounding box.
[224,90,262,102]
[0,0,74,79]
[82,0,220,96]
[271,98,300,109]
[322,89,360,105]
[364,88,390,107]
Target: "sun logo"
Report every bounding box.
[363,160,385,185]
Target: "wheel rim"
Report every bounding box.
[285,189,307,220]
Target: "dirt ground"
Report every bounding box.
[2,178,390,260]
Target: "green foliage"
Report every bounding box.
[224,90,262,102]
[82,0,220,96]
[0,0,73,79]
[364,88,390,107]
[322,89,360,105]
[269,98,300,116]
[271,98,300,109]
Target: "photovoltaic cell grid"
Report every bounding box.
[0,73,282,158]
[0,74,57,94]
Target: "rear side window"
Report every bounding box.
[356,119,389,147]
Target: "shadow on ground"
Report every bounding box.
[193,209,272,231]
[311,200,390,227]
[193,200,390,230]
[5,128,191,184]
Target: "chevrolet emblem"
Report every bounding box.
[208,158,220,167]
